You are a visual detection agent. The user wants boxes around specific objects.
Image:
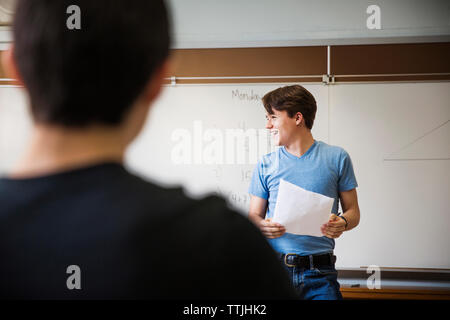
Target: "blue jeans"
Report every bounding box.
[283,264,342,300]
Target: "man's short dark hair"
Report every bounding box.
[13,0,170,127]
[262,85,317,130]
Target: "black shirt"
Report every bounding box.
[0,162,297,299]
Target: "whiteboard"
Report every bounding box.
[1,82,449,270]
[328,82,450,269]
[0,86,32,171]
[126,84,329,211]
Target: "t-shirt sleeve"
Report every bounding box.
[248,160,269,199]
[338,149,358,192]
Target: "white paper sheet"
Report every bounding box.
[272,179,334,237]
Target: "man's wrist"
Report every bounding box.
[339,214,348,230]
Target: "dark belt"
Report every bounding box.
[279,252,336,269]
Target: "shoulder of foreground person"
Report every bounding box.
[116,170,297,299]
[131,188,298,299]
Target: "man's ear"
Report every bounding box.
[1,46,23,85]
[295,112,303,126]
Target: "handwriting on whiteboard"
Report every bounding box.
[231,89,262,102]
[215,186,250,207]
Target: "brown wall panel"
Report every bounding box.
[0,64,5,78]
[334,74,450,82]
[170,47,327,78]
[331,43,450,76]
[0,51,18,85]
[0,80,16,85]
[341,288,450,300]
[2,43,450,86]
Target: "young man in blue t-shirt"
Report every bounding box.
[248,85,361,300]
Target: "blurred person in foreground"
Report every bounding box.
[0,0,297,299]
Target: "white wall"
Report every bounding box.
[1,0,449,49]
[0,27,12,50]
[167,0,450,48]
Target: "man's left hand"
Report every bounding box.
[321,214,346,239]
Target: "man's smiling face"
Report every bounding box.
[265,109,300,146]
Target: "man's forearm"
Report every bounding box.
[248,213,264,226]
[341,208,360,231]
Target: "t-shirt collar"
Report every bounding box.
[281,140,317,160]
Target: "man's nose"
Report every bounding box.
[265,120,272,129]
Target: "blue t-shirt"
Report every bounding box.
[248,140,358,255]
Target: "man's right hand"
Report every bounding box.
[258,218,286,239]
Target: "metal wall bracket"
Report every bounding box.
[322,74,335,85]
